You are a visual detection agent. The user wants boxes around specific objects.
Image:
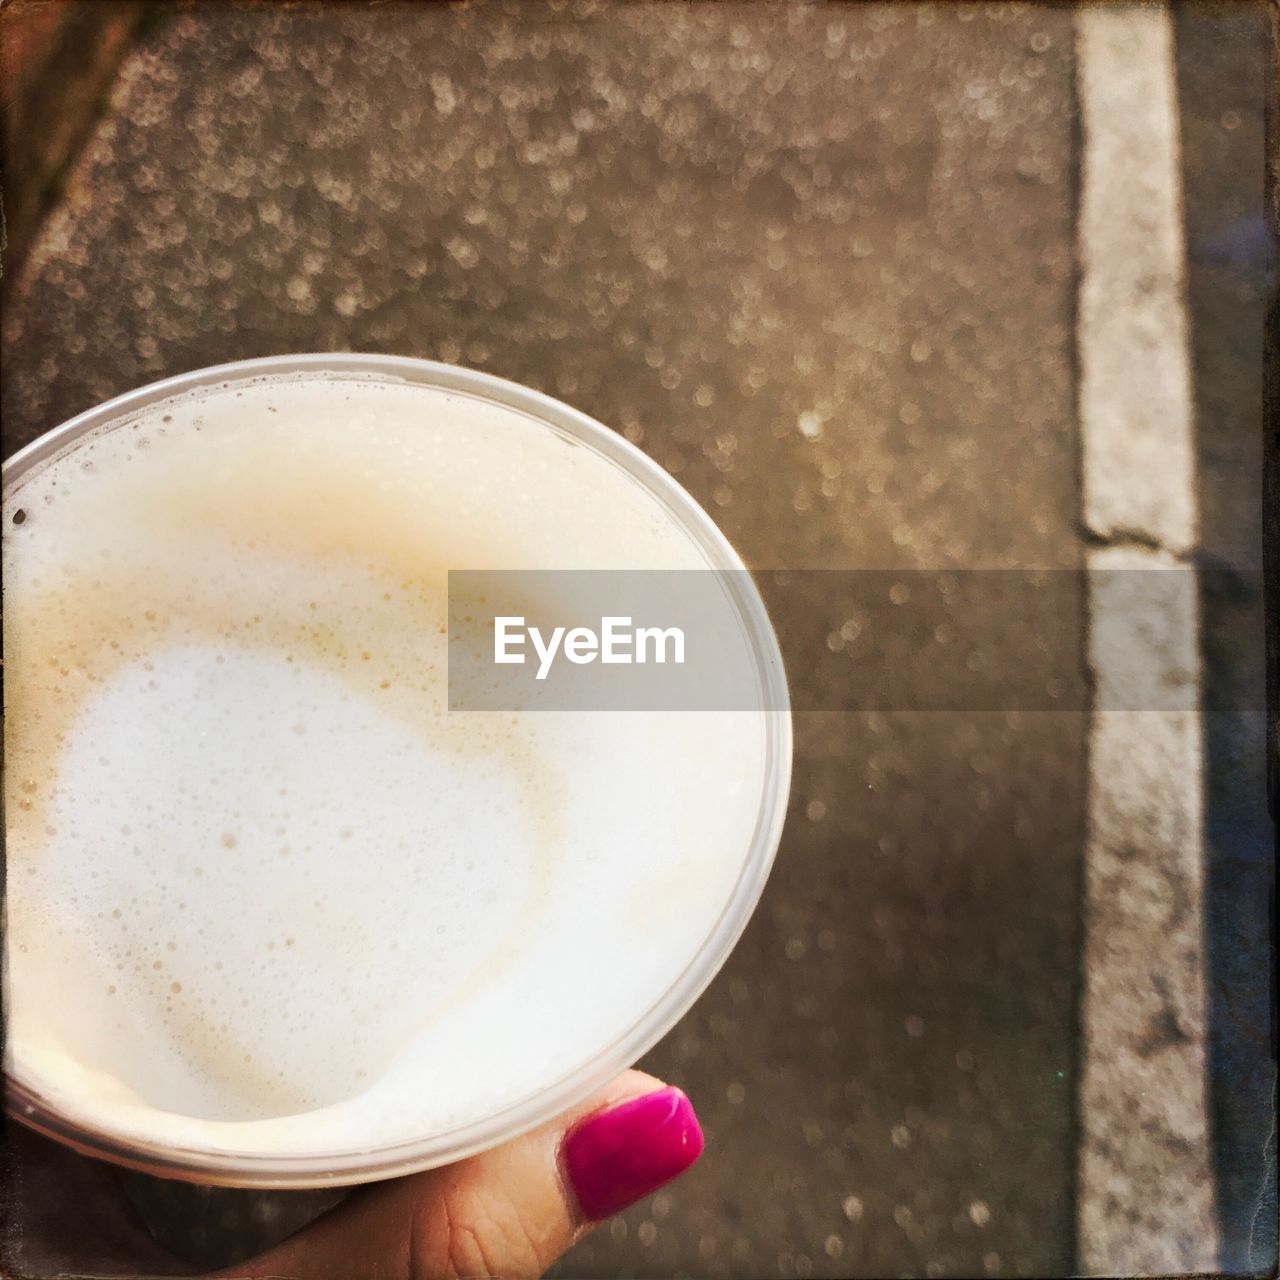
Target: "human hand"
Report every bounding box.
[3,1071,703,1280]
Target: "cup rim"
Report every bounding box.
[3,353,793,1188]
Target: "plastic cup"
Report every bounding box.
[3,354,792,1187]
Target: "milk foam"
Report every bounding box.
[3,373,774,1159]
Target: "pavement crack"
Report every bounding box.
[1078,521,1181,556]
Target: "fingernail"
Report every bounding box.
[561,1086,704,1221]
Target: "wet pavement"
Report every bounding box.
[0,3,1270,1277]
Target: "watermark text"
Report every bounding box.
[494,615,686,680]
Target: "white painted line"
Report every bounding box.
[1077,4,1197,555]
[1081,548,1215,1272]
[1075,5,1218,1274]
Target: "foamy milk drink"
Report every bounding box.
[2,357,790,1184]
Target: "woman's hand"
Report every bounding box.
[3,1071,704,1280]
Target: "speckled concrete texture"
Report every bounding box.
[2,4,1088,1277]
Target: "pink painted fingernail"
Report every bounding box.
[561,1086,704,1221]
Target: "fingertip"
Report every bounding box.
[561,1084,704,1222]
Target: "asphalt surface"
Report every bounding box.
[1175,5,1276,1272]
[0,2,1267,1277]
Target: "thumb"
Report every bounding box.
[219,1071,704,1280]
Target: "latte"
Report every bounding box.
[3,365,786,1173]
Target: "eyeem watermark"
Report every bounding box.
[495,616,686,680]
[448,568,1245,710]
[449,569,766,710]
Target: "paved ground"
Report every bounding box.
[0,3,1271,1277]
[1175,6,1276,1272]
